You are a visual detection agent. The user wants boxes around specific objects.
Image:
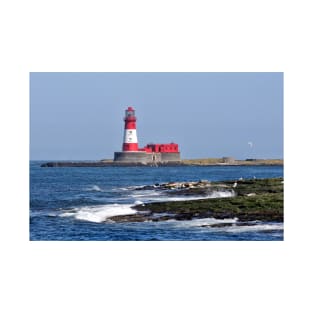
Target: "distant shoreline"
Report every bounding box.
[181,158,283,166]
[40,158,283,167]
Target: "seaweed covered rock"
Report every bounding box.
[109,178,283,223]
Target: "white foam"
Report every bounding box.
[131,190,235,203]
[59,212,75,217]
[224,223,283,233]
[185,219,283,233]
[208,190,235,198]
[117,185,146,191]
[161,218,283,234]
[59,203,137,223]
[134,200,144,205]
[133,189,163,195]
[85,185,104,192]
[170,217,238,228]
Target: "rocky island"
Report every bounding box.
[109,178,284,225]
[40,158,283,167]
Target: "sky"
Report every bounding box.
[30,72,283,160]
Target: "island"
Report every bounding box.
[108,177,284,225]
[40,158,283,167]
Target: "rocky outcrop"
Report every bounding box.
[40,161,183,167]
[134,180,233,196]
[109,178,284,223]
[40,159,283,167]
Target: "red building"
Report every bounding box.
[140,143,179,153]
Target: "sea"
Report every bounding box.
[30,161,283,241]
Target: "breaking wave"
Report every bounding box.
[223,223,283,233]
[170,217,238,228]
[131,189,235,202]
[169,218,283,233]
[59,203,137,223]
[85,185,104,192]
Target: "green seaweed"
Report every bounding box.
[131,178,284,222]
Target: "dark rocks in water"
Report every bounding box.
[41,162,110,167]
[132,178,283,223]
[202,221,258,228]
[41,159,283,167]
[204,222,235,228]
[134,185,156,191]
[134,180,233,196]
[152,215,174,222]
[108,213,175,223]
[41,161,183,167]
[174,213,195,220]
[105,178,283,224]
[108,213,151,223]
[135,180,213,190]
[236,221,258,226]
[192,212,211,219]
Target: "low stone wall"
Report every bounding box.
[114,151,181,163]
[160,152,181,162]
[114,152,149,162]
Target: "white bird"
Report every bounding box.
[232,182,237,188]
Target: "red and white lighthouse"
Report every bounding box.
[122,106,139,152]
[114,106,180,162]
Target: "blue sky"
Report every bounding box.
[30,72,283,160]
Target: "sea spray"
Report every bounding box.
[59,203,137,223]
[85,185,104,192]
[131,189,235,202]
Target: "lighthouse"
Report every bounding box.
[114,106,181,163]
[122,107,139,152]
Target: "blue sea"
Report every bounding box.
[30,161,283,241]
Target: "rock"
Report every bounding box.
[151,215,173,222]
[108,214,150,223]
[111,178,283,223]
[175,213,194,220]
[207,223,235,228]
